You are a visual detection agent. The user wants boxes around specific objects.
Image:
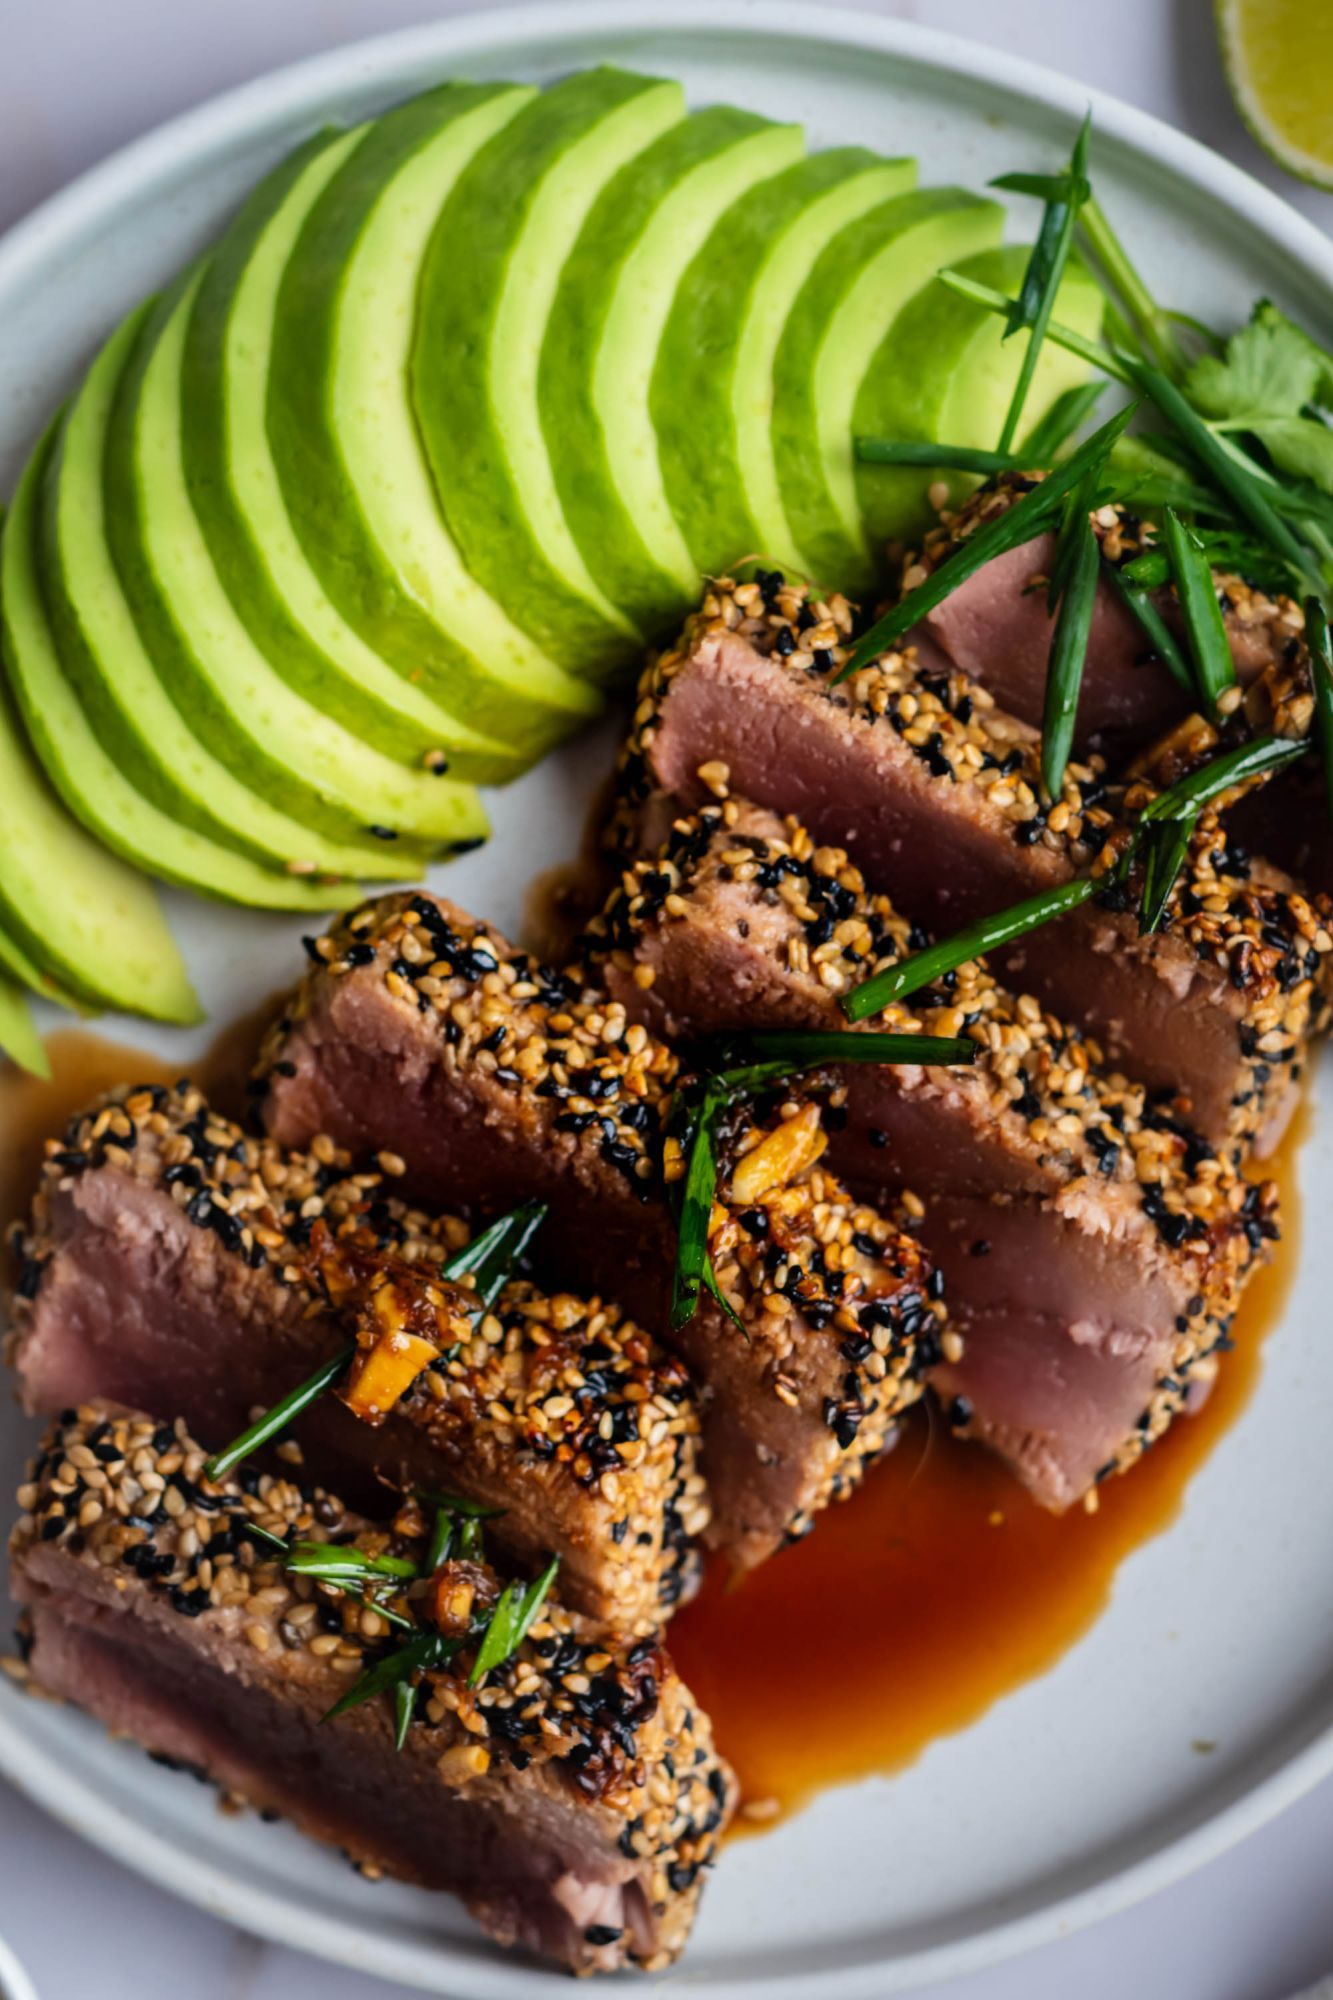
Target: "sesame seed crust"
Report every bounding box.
[612,572,1331,1157]
[11,1402,735,1972]
[254,893,946,1553]
[10,1082,706,1633]
[587,798,1281,1487]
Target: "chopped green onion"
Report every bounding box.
[238,1520,290,1553]
[321,1627,456,1729]
[468,1555,560,1689]
[854,438,1016,474]
[992,111,1092,453]
[834,404,1137,679]
[1139,813,1199,933]
[1160,507,1236,716]
[1078,194,1188,378]
[670,1086,723,1330]
[393,1676,417,1752]
[991,167,1091,204]
[442,1199,547,1308]
[1042,508,1100,796]
[286,1542,419,1584]
[425,1506,454,1574]
[707,1030,978,1091]
[1124,358,1315,580]
[1103,560,1195,695]
[1019,380,1107,465]
[1306,597,1333,820]
[842,876,1103,1022]
[456,1514,485,1563]
[204,1344,353,1485]
[1160,508,1232,720]
[1140,731,1305,822]
[938,269,1136,386]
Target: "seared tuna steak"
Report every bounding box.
[10,1403,735,1975]
[612,573,1330,1150]
[8,1084,706,1631]
[255,895,944,1568]
[584,799,1281,1508]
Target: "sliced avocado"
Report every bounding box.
[413,69,685,677]
[653,148,915,582]
[0,975,48,1079]
[270,81,599,764]
[539,107,805,642]
[0,916,84,1014]
[854,245,1106,546]
[768,188,1003,591]
[41,305,437,881]
[182,130,507,780]
[0,640,198,1024]
[112,273,487,852]
[5,430,361,913]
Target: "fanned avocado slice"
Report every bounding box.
[0,975,48,1079]
[40,305,438,881]
[0,920,83,1014]
[768,188,1003,592]
[413,68,685,678]
[5,430,362,913]
[0,640,197,1025]
[182,129,507,781]
[853,245,1106,545]
[109,273,487,852]
[653,148,916,581]
[269,81,599,765]
[539,106,805,645]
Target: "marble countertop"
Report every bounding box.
[2,2,1331,1996]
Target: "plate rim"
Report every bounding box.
[3,3,1333,1992]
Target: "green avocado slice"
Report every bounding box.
[413,68,685,678]
[0,917,84,1015]
[112,273,488,852]
[41,306,434,882]
[182,129,507,780]
[539,106,805,645]
[5,430,362,913]
[768,187,1004,592]
[270,81,599,762]
[0,627,198,1024]
[653,147,916,583]
[0,975,48,1078]
[853,245,1106,546]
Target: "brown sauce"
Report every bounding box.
[0,1032,1309,1833]
[670,1101,1308,1829]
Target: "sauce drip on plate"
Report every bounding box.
[670,1102,1307,1828]
[0,1032,1306,1831]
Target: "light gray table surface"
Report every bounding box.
[1,2,1331,1996]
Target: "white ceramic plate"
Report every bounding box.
[3,6,1333,1993]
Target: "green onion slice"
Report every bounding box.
[834,403,1137,681]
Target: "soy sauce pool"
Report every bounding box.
[669,1105,1307,1827]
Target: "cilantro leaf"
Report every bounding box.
[1250,416,1333,498]
[1186,300,1330,424]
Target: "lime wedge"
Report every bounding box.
[1216,0,1333,191]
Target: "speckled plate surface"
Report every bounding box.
[2,6,1333,1994]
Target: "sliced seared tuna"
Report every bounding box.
[612,573,1330,1150]
[583,799,1280,1508]
[255,895,944,1569]
[8,1084,706,1632]
[10,1403,735,1975]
